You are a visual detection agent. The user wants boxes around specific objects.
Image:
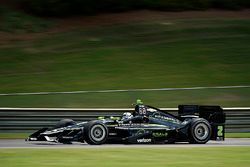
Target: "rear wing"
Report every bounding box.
[178,105,226,140]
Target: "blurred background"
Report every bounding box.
[0,0,250,108]
[1,2,250,166]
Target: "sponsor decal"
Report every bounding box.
[120,123,143,126]
[152,132,168,138]
[108,133,117,136]
[137,138,152,143]
[61,136,73,139]
[153,115,180,123]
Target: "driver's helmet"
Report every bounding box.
[122,112,133,120]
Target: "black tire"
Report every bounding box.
[84,121,108,145]
[189,118,211,144]
[54,119,76,129]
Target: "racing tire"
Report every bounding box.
[189,118,211,144]
[54,119,76,129]
[84,121,108,145]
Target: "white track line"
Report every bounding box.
[0,85,250,96]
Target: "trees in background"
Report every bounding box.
[6,0,250,16]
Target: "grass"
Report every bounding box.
[0,147,250,167]
[225,133,250,138]
[0,17,250,107]
[0,133,29,139]
[0,87,250,107]
[0,7,52,33]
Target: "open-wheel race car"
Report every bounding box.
[26,101,226,145]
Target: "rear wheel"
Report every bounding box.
[189,118,211,144]
[84,121,108,145]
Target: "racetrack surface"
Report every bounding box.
[0,138,250,148]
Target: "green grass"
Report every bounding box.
[225,133,250,138]
[0,87,250,107]
[0,147,250,167]
[0,133,29,139]
[0,18,250,107]
[0,7,52,33]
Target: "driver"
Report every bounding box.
[121,99,144,121]
[121,112,133,121]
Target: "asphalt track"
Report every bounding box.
[0,138,250,148]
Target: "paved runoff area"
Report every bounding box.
[0,138,250,148]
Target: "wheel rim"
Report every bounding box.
[194,123,209,141]
[90,124,106,142]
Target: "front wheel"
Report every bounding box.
[84,121,108,145]
[189,118,211,144]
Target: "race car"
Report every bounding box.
[26,102,225,145]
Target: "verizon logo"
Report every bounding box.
[137,138,152,143]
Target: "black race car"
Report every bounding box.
[26,104,225,145]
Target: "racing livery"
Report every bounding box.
[26,103,225,145]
